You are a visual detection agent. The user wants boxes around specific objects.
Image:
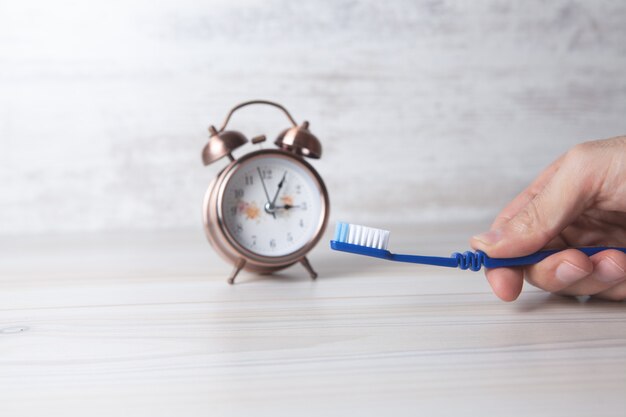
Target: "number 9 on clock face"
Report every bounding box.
[212,150,329,261]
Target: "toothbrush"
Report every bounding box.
[330,222,626,271]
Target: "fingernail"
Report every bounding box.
[473,229,502,246]
[555,261,589,284]
[595,258,626,283]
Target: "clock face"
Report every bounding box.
[219,153,326,258]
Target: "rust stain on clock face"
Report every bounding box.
[245,203,260,220]
[237,201,261,220]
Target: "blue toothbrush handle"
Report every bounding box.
[455,247,626,271]
[330,241,626,272]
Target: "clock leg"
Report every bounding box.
[228,258,246,285]
[300,256,318,280]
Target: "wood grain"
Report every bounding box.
[1,226,624,416]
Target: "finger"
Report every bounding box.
[490,154,565,231]
[472,151,596,258]
[593,281,626,302]
[523,249,593,293]
[557,250,626,296]
[484,267,524,302]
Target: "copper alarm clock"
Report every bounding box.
[201,100,329,284]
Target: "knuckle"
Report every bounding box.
[566,142,594,163]
[492,214,512,229]
[563,143,600,191]
[509,199,551,242]
[510,206,537,234]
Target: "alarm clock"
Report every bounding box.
[201,100,330,284]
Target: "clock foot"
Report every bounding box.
[300,256,318,280]
[228,259,246,284]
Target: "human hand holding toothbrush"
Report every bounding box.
[471,136,626,302]
[331,136,626,302]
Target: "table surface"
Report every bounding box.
[1,223,625,417]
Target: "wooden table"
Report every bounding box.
[1,224,625,417]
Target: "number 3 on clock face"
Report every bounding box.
[216,151,328,260]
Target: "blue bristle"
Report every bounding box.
[334,222,346,242]
[334,222,349,243]
[339,222,349,242]
[333,223,341,241]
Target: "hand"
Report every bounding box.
[470,136,626,302]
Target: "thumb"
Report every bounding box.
[471,162,592,258]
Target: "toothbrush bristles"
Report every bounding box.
[334,222,390,250]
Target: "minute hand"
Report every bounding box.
[257,167,276,219]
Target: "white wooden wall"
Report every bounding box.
[1,0,625,235]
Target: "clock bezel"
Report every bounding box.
[203,149,329,271]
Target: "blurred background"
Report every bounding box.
[1,0,625,236]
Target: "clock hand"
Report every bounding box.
[270,170,288,208]
[257,167,276,219]
[274,204,301,210]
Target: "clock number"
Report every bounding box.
[234,188,244,199]
[295,184,301,195]
[261,169,273,180]
[301,201,307,211]
[244,175,254,186]
[269,238,276,249]
[251,235,257,247]
[287,232,293,243]
[230,206,237,216]
[299,219,304,228]
[235,223,243,234]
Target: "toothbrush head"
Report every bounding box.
[330,222,469,269]
[330,222,392,260]
[333,222,390,249]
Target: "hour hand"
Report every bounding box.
[274,204,301,210]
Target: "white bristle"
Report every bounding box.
[380,232,387,249]
[335,222,391,250]
[348,224,355,244]
[365,228,373,247]
[354,225,361,245]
